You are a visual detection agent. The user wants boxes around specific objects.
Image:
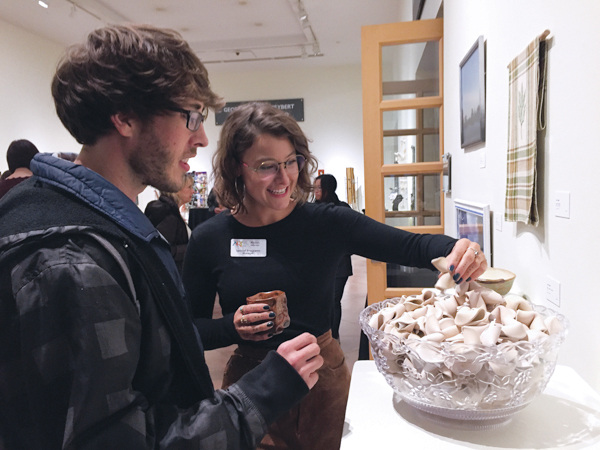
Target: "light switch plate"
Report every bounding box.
[545,276,560,307]
[494,211,503,232]
[554,191,570,218]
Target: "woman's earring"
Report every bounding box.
[235,177,245,198]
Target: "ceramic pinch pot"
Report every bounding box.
[246,290,290,334]
[516,310,536,327]
[435,272,455,292]
[424,314,442,335]
[431,256,449,273]
[436,296,458,317]
[439,317,460,339]
[394,313,417,333]
[390,302,407,319]
[466,290,486,310]
[421,290,437,305]
[500,318,528,342]
[368,312,384,330]
[545,316,564,335]
[505,294,533,312]
[411,305,428,319]
[412,340,445,364]
[455,306,486,328]
[529,314,548,332]
[446,345,485,376]
[488,344,519,377]
[526,329,549,343]
[445,332,464,343]
[462,324,489,345]
[403,297,423,312]
[455,281,470,297]
[479,321,502,346]
[476,267,516,296]
[490,305,517,324]
[422,332,445,343]
[481,289,505,307]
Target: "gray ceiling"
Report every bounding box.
[0,0,408,72]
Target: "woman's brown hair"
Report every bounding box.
[213,102,317,214]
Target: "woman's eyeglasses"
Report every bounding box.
[167,107,209,131]
[243,155,306,179]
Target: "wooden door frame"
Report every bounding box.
[362,18,444,304]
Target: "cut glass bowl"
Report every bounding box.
[359,298,569,429]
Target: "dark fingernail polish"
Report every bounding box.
[263,305,270,310]
[466,277,471,282]
[267,321,274,327]
[449,265,455,272]
[267,333,274,338]
[457,278,463,284]
[269,312,276,318]
[453,273,460,281]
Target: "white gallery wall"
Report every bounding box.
[0,19,80,165]
[444,0,600,392]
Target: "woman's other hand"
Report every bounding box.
[234,303,278,341]
[445,238,488,284]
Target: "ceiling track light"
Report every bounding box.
[38,1,49,8]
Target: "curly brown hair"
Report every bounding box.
[52,24,223,145]
[213,102,317,214]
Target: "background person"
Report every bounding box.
[145,172,194,274]
[183,102,488,450]
[207,187,226,215]
[313,173,353,341]
[0,25,322,450]
[0,139,39,199]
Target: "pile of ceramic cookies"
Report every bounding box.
[367,259,565,381]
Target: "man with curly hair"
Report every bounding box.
[0,24,322,450]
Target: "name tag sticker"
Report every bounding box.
[230,239,267,257]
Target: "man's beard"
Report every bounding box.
[128,122,185,193]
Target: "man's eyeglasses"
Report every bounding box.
[167,107,208,131]
[243,155,306,179]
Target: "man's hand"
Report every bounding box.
[276,333,323,389]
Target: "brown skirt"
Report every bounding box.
[222,331,351,450]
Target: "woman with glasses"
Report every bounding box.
[313,173,353,342]
[183,102,488,450]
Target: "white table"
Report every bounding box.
[341,361,600,450]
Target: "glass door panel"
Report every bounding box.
[384,174,441,227]
[381,41,440,100]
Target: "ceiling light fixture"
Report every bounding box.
[38,1,49,8]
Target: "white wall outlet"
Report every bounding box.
[554,191,570,218]
[479,151,486,168]
[494,211,503,232]
[545,276,560,307]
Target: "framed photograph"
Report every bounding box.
[459,36,486,148]
[454,199,491,264]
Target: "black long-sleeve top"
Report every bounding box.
[183,202,457,350]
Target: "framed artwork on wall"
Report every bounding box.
[459,35,486,148]
[454,199,491,264]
